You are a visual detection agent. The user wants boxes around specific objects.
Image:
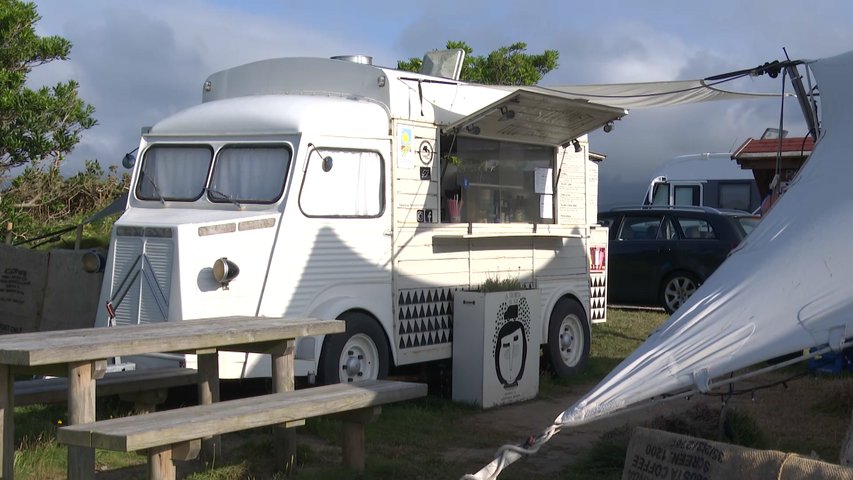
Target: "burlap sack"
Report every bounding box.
[622,427,853,480]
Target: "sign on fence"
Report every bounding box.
[0,244,102,333]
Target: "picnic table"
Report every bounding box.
[0,315,344,479]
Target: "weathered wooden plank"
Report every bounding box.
[57,380,427,452]
[0,317,344,366]
[148,444,174,480]
[0,364,13,480]
[197,353,219,460]
[67,361,95,480]
[271,339,296,474]
[14,367,198,406]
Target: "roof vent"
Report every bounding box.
[420,49,465,80]
[331,55,373,65]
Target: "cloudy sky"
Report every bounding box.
[28,0,853,207]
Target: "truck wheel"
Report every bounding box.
[317,311,390,384]
[546,298,590,378]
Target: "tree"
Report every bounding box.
[0,0,96,177]
[398,41,559,86]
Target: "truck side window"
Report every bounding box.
[299,149,384,217]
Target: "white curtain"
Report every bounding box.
[300,149,382,216]
[140,146,211,200]
[211,146,290,202]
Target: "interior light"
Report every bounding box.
[603,121,614,133]
[572,139,582,153]
[213,257,240,289]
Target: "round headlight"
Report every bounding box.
[213,257,239,288]
[82,250,106,273]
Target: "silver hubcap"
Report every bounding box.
[339,333,379,383]
[558,315,584,367]
[664,276,697,311]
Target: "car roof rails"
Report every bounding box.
[608,205,720,213]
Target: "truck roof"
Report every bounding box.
[148,94,389,138]
[195,56,627,146]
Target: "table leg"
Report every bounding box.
[0,364,13,479]
[67,361,97,480]
[197,352,220,460]
[271,339,296,475]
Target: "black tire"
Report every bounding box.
[317,311,390,385]
[546,298,591,378]
[660,272,700,314]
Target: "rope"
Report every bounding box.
[459,423,563,480]
[777,452,796,480]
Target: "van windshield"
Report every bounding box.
[137,144,291,204]
[137,146,212,201]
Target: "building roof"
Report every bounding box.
[732,137,815,159]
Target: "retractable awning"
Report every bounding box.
[444,89,627,146]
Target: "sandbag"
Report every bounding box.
[623,427,853,480]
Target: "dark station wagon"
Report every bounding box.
[598,206,760,313]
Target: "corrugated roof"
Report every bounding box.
[733,137,815,158]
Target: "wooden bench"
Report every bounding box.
[15,367,198,411]
[57,379,427,479]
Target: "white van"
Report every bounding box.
[95,54,623,383]
[644,153,760,212]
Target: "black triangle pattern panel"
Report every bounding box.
[396,287,458,349]
[589,273,607,321]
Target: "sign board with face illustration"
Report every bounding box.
[452,289,541,408]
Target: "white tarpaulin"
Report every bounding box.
[465,49,853,479]
[530,79,781,109]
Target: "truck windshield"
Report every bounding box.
[136,144,291,204]
[137,145,212,201]
[208,145,290,204]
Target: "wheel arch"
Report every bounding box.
[540,289,590,345]
[300,297,393,368]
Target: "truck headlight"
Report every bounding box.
[82,250,106,273]
[213,257,239,289]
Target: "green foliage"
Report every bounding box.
[0,0,96,176]
[0,160,128,247]
[398,40,559,86]
[479,276,524,292]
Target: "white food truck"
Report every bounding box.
[95,53,623,383]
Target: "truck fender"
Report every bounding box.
[296,297,385,362]
[540,288,590,344]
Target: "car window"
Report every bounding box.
[618,215,663,241]
[598,216,615,228]
[660,217,678,240]
[676,217,717,239]
[736,216,761,235]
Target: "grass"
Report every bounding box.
[11,308,851,478]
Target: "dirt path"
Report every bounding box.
[446,371,853,478]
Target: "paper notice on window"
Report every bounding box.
[540,194,554,219]
[534,168,553,194]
